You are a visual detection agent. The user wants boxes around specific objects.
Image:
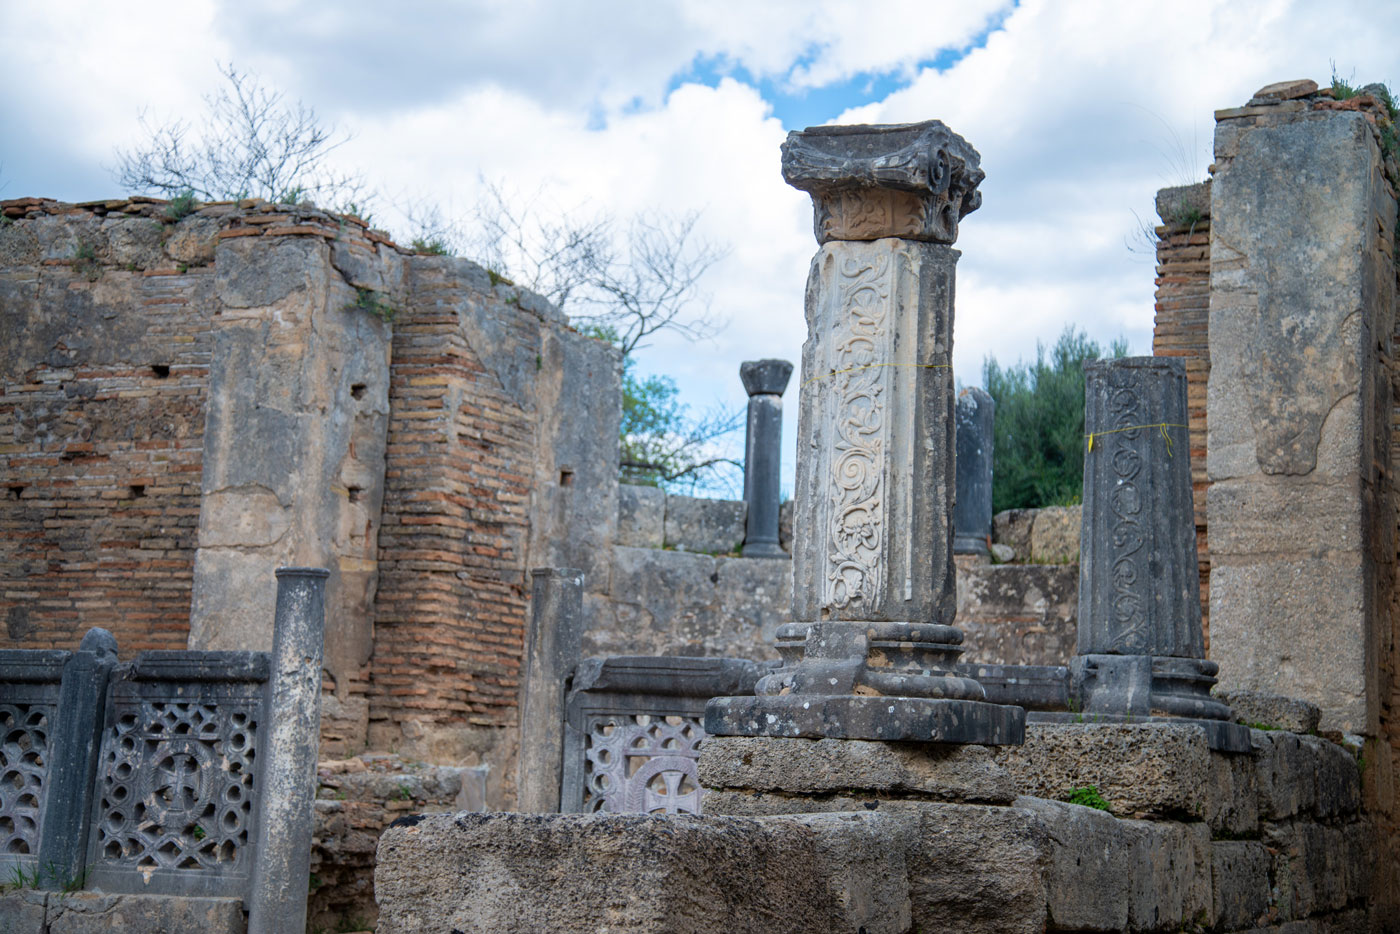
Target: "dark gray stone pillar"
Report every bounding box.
[1070,358,1246,750]
[706,120,1022,745]
[953,387,995,555]
[248,567,327,934]
[35,628,116,888]
[517,568,585,812]
[740,359,793,558]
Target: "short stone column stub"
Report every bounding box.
[953,386,995,555]
[1054,357,1247,753]
[740,359,793,558]
[706,120,1022,745]
[247,567,328,934]
[518,567,585,812]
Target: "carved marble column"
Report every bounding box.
[740,359,793,558]
[953,387,995,555]
[706,121,1023,744]
[1070,357,1247,751]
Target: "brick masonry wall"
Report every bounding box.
[1,198,218,652]
[1152,181,1212,648]
[367,257,541,783]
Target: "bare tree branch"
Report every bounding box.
[114,62,372,211]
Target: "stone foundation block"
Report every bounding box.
[663,494,746,554]
[1254,730,1318,820]
[1029,504,1081,563]
[1218,689,1322,734]
[1265,819,1372,920]
[698,736,1016,804]
[1015,797,1136,931]
[45,893,244,934]
[1211,841,1272,931]
[994,722,1213,819]
[616,484,664,548]
[1305,736,1361,819]
[1206,749,1261,836]
[374,811,913,934]
[902,802,1050,934]
[1124,819,1211,932]
[0,891,48,934]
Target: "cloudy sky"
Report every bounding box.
[4,0,1399,494]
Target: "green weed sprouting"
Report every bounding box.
[166,189,198,220]
[72,241,102,282]
[348,287,396,323]
[411,237,450,255]
[1064,785,1112,811]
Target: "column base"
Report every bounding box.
[1027,711,1254,754]
[704,694,1025,745]
[952,533,989,556]
[740,541,790,558]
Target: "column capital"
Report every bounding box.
[781,120,985,244]
[739,359,793,397]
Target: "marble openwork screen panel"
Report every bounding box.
[86,651,269,899]
[0,650,65,877]
[559,656,765,815]
[0,634,275,899]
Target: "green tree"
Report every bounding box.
[579,326,741,492]
[983,327,1129,513]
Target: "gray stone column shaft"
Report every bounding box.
[517,567,585,812]
[1078,357,1202,658]
[248,567,328,934]
[36,628,117,888]
[706,120,1022,745]
[1065,358,1242,746]
[953,387,995,555]
[740,359,793,558]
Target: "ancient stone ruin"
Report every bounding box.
[2,76,1399,933]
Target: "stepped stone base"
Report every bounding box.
[705,694,1025,744]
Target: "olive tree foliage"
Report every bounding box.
[983,326,1129,513]
[408,182,741,493]
[113,63,372,211]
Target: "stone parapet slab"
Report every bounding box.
[0,892,245,934]
[698,735,1016,804]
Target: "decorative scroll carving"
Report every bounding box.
[781,121,984,243]
[582,714,703,815]
[824,252,892,611]
[95,700,259,879]
[1106,367,1148,654]
[0,704,51,859]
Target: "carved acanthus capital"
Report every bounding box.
[781,120,985,244]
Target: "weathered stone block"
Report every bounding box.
[1211,841,1272,931]
[1206,749,1260,836]
[955,563,1078,668]
[1155,180,1211,224]
[0,891,47,934]
[1304,735,1361,819]
[1253,730,1318,821]
[992,508,1034,560]
[44,893,246,934]
[664,494,747,554]
[698,736,1016,803]
[994,722,1212,819]
[374,811,911,934]
[902,802,1049,934]
[616,483,664,548]
[1265,819,1372,919]
[1124,819,1211,932]
[585,547,786,660]
[1029,505,1080,563]
[1219,689,1322,733]
[1015,796,1135,931]
[1209,554,1369,734]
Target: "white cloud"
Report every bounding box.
[6,0,1400,496]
